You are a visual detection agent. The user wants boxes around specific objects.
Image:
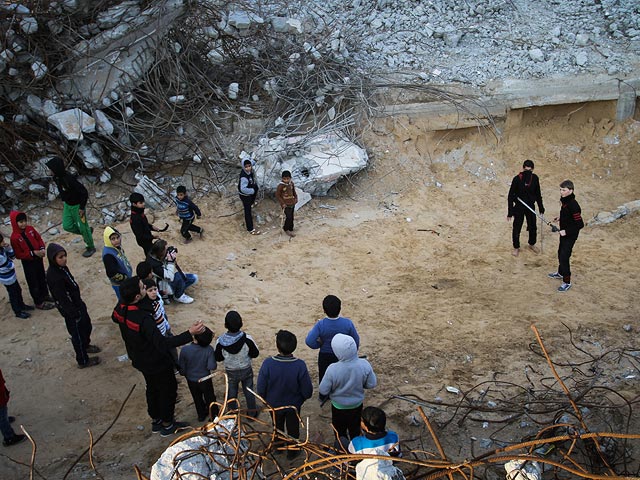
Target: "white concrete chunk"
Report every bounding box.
[47,108,95,141]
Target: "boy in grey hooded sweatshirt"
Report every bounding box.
[319,333,377,444]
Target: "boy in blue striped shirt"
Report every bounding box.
[174,186,203,244]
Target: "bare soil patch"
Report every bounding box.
[1,102,639,479]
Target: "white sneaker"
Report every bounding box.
[174,293,194,304]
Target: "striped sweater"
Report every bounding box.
[0,246,17,286]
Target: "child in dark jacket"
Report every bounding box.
[214,311,260,415]
[45,156,95,257]
[102,227,133,301]
[257,330,313,457]
[0,232,33,318]
[9,211,54,310]
[174,186,203,243]
[129,192,167,256]
[46,243,100,368]
[179,327,218,421]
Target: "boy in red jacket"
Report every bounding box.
[0,369,26,447]
[9,211,54,310]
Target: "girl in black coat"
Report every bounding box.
[46,243,100,368]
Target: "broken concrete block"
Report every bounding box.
[294,186,311,211]
[47,108,95,141]
[133,174,172,210]
[93,109,114,135]
[253,132,368,196]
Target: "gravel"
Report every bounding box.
[261,0,640,86]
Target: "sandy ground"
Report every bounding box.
[1,102,639,479]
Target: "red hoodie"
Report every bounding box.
[9,210,46,261]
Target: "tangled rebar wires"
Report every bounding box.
[130,324,639,480]
[0,0,495,209]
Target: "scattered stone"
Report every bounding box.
[575,33,589,46]
[574,51,588,66]
[529,48,545,62]
[47,108,96,141]
[228,83,239,100]
[623,324,632,332]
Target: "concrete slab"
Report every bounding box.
[379,71,640,130]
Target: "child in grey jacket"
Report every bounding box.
[214,311,259,416]
[319,333,377,445]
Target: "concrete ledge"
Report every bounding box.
[378,71,640,130]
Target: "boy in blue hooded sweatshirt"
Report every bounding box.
[319,333,377,445]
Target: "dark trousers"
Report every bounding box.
[22,258,49,305]
[187,378,218,420]
[558,234,578,283]
[142,367,178,423]
[180,218,202,240]
[318,351,338,383]
[283,205,295,232]
[512,209,537,248]
[139,240,153,258]
[240,194,256,231]
[63,310,92,365]
[275,407,300,439]
[4,281,26,315]
[331,404,362,442]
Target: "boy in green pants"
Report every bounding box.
[46,156,95,257]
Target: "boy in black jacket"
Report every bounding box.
[46,157,95,257]
[112,277,206,436]
[129,193,167,256]
[46,243,100,368]
[507,159,544,256]
[548,180,584,292]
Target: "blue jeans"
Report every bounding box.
[170,273,197,298]
[0,405,16,441]
[226,367,257,415]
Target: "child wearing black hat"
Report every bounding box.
[214,311,260,416]
[507,159,545,256]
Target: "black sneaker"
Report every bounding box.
[86,345,101,354]
[160,421,189,437]
[22,305,35,311]
[151,419,163,433]
[36,302,55,310]
[3,434,26,446]
[78,357,101,369]
[82,248,96,258]
[16,312,31,319]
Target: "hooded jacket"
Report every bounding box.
[130,205,155,247]
[319,333,377,408]
[112,300,191,374]
[507,170,544,217]
[9,211,45,261]
[275,180,297,208]
[101,227,132,285]
[46,157,88,208]
[46,243,86,318]
[214,331,259,371]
